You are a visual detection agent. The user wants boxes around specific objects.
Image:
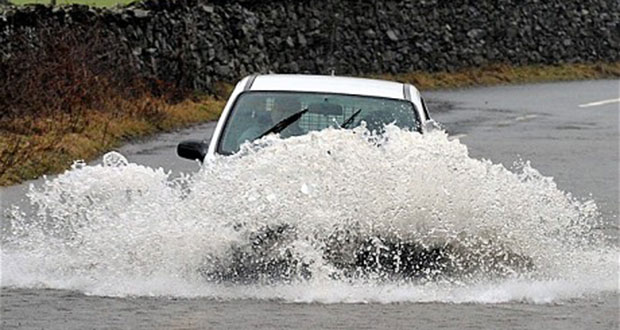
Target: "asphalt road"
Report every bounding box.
[426,79,619,225]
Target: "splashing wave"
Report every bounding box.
[1,126,616,303]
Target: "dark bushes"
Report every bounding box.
[0,22,198,184]
[2,22,137,121]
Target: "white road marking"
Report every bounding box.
[449,134,467,140]
[578,98,620,108]
[515,114,539,121]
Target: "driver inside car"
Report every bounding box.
[237,95,305,146]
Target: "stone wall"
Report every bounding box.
[1,0,618,91]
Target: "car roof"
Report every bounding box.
[249,74,408,100]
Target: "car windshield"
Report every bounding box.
[218,91,420,154]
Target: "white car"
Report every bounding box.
[177,74,434,161]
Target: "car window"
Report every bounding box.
[218,91,419,154]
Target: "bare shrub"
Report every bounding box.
[0,22,190,182]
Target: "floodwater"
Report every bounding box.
[1,80,618,329]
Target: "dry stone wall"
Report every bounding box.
[1,0,618,91]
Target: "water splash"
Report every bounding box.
[1,126,616,303]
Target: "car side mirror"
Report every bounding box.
[177,139,209,161]
[423,119,441,133]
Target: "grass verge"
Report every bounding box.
[375,62,620,90]
[0,96,224,186]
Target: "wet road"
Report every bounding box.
[2,288,617,330]
[1,79,619,329]
[427,79,619,224]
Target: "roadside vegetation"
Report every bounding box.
[1,25,618,186]
[377,62,620,90]
[0,24,224,186]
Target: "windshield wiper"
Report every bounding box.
[258,108,308,139]
[340,109,362,129]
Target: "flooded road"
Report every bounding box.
[1,79,618,329]
[427,79,619,223]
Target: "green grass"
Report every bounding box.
[9,0,134,7]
